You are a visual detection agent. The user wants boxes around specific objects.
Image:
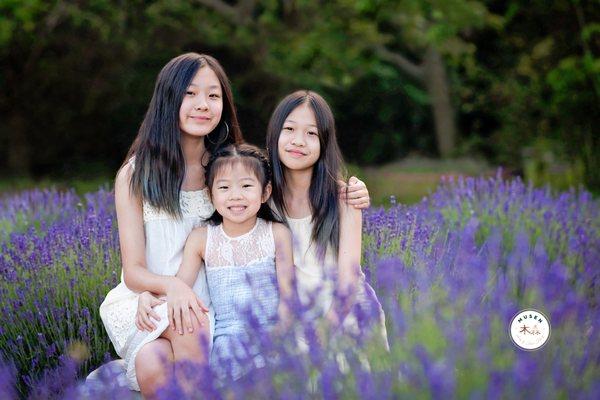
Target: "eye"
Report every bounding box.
[283,126,293,132]
[308,130,319,136]
[186,90,195,96]
[218,185,228,190]
[243,184,253,188]
[209,93,221,99]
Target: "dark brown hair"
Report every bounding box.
[125,53,243,217]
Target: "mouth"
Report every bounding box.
[190,116,211,121]
[227,206,247,213]
[286,149,306,157]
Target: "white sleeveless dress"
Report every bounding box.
[99,187,216,391]
[286,215,388,345]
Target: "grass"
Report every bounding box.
[1,156,493,206]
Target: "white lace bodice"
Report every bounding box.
[205,218,275,268]
[142,189,214,222]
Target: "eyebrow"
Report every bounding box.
[284,119,317,128]
[188,84,221,90]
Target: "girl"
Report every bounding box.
[100,53,243,396]
[266,90,388,344]
[173,143,293,380]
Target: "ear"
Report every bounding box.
[262,182,272,203]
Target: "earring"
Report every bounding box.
[224,121,229,137]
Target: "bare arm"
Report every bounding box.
[116,163,179,294]
[272,223,294,320]
[176,227,207,287]
[325,201,363,327]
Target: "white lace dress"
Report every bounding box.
[99,188,215,391]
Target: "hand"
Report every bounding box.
[136,291,165,332]
[166,277,209,335]
[339,176,371,209]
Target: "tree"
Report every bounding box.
[187,0,497,157]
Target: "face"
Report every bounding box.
[277,103,321,172]
[179,66,223,137]
[211,161,271,225]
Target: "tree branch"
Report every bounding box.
[374,44,424,81]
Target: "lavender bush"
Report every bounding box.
[0,174,598,398]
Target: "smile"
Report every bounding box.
[286,149,306,157]
[228,206,247,213]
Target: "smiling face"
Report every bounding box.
[277,103,321,172]
[210,160,271,226]
[179,66,223,138]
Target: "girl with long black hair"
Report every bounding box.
[100,53,242,396]
[266,90,388,345]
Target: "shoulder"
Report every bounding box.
[115,161,134,192]
[271,221,292,241]
[188,226,208,244]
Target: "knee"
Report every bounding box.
[135,342,173,389]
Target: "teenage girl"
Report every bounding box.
[266,90,388,343]
[174,143,293,380]
[100,53,242,396]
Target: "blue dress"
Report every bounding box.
[204,218,279,379]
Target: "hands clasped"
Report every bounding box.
[135,278,209,335]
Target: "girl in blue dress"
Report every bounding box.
[173,143,294,380]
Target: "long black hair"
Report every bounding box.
[266,90,346,257]
[125,53,243,217]
[204,143,282,225]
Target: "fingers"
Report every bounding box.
[190,302,207,328]
[196,298,209,313]
[174,304,184,335]
[168,304,176,332]
[183,306,193,333]
[348,176,359,185]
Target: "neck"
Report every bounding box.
[283,168,312,202]
[180,134,206,166]
[221,216,258,238]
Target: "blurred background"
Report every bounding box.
[1,0,598,204]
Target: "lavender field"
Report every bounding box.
[1,174,599,399]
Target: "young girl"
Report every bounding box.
[99,52,243,396]
[266,90,388,344]
[173,143,293,380]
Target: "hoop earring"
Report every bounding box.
[206,121,229,146]
[224,121,230,137]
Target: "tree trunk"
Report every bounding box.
[7,113,32,175]
[423,46,456,158]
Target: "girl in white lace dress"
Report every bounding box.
[265,90,388,347]
[173,144,293,380]
[99,53,244,396]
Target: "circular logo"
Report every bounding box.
[509,309,551,351]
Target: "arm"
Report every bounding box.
[324,201,363,327]
[176,227,206,287]
[272,223,295,325]
[339,176,371,209]
[115,163,180,294]
[116,163,207,333]
[168,228,209,334]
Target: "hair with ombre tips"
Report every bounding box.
[125,53,243,217]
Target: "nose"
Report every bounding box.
[291,130,305,146]
[228,186,243,200]
[195,96,209,111]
